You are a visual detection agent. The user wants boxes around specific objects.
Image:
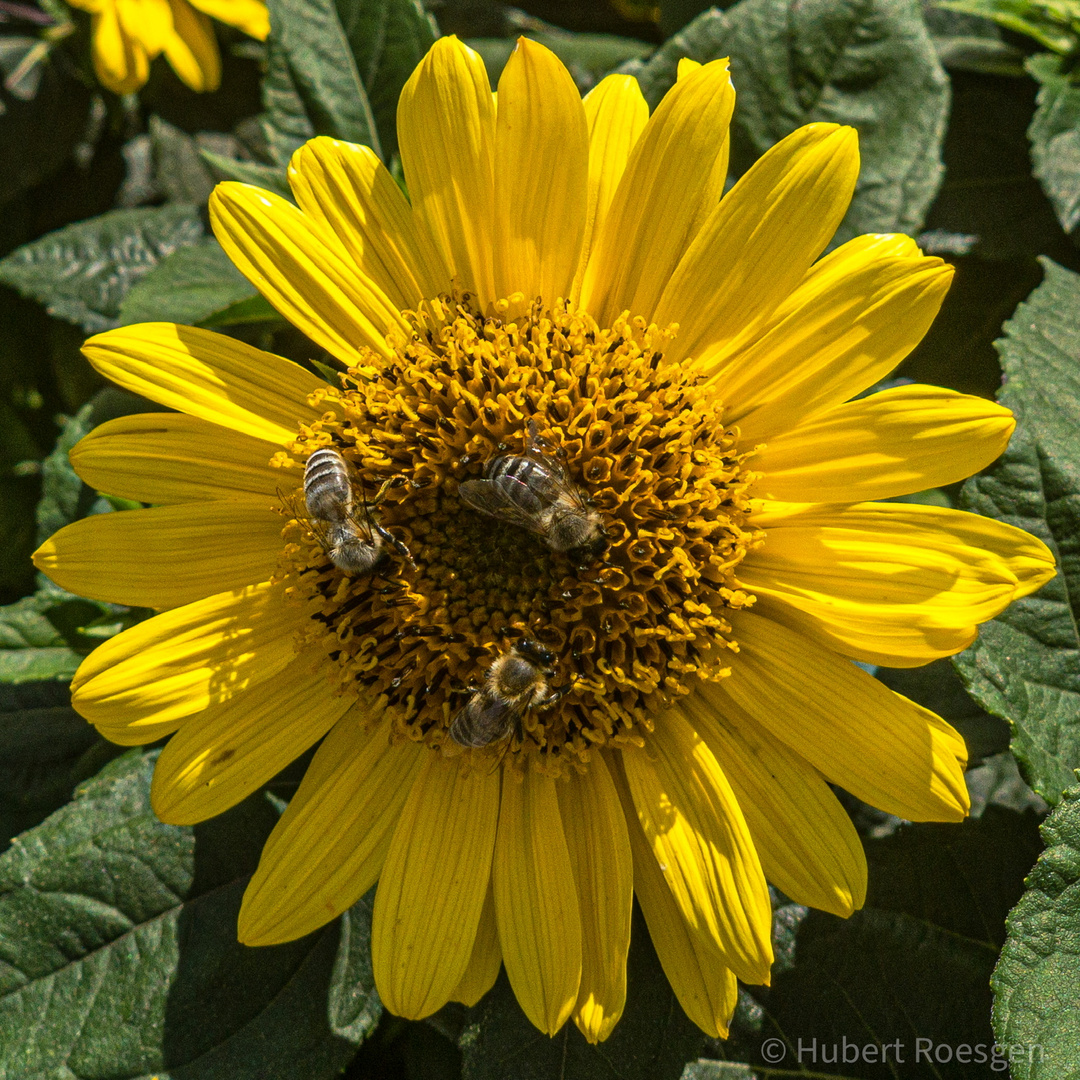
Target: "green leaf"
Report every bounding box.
[992,783,1080,1080]
[200,150,294,200]
[1027,53,1080,238]
[680,1065,757,1080]
[0,205,205,333]
[260,32,317,167]
[147,115,220,207]
[0,750,379,1078]
[469,31,652,93]
[459,906,708,1080]
[954,258,1080,806]
[118,238,259,327]
[624,0,950,244]
[0,49,91,209]
[0,594,80,684]
[336,0,439,158]
[0,680,112,849]
[35,402,96,545]
[723,809,1043,1075]
[936,0,1079,54]
[267,0,382,157]
[200,292,284,328]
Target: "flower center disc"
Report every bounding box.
[276,299,761,773]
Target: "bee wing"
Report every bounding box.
[459,477,544,532]
[449,691,521,747]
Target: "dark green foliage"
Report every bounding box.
[624,0,949,244]
[992,784,1080,1079]
[0,1,1078,1077]
[0,751,381,1079]
[954,259,1080,806]
[1027,53,1080,238]
[117,238,259,327]
[459,907,710,1080]
[0,205,205,333]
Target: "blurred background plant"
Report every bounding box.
[0,1,1077,1078]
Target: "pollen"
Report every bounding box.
[274,298,762,774]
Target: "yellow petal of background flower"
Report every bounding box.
[750,385,1016,502]
[682,693,867,917]
[621,710,773,985]
[656,124,860,366]
[90,4,149,94]
[71,581,303,743]
[187,0,269,37]
[34,500,281,608]
[210,183,407,365]
[373,757,500,1019]
[581,58,734,325]
[81,323,325,444]
[715,611,970,821]
[493,38,588,306]
[288,138,450,309]
[556,754,632,1043]
[240,715,424,945]
[611,753,738,1038]
[152,661,352,824]
[398,37,496,306]
[162,0,220,91]
[713,240,953,442]
[573,74,648,302]
[450,884,503,1007]
[739,501,1058,665]
[70,413,283,504]
[494,768,582,1035]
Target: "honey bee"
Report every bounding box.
[458,420,608,564]
[449,639,569,748]
[303,447,413,574]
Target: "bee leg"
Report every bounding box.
[537,683,573,711]
[373,521,417,570]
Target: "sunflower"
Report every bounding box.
[35,38,1054,1043]
[66,0,269,94]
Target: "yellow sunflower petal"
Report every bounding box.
[682,692,867,917]
[738,500,1057,665]
[493,38,588,306]
[34,500,280,608]
[81,323,325,444]
[656,124,860,366]
[556,753,632,1044]
[581,58,734,325]
[71,581,303,743]
[209,183,407,365]
[239,714,424,945]
[397,36,496,306]
[162,0,220,92]
[713,241,953,442]
[450,883,502,1007]
[69,413,283,504]
[151,660,352,824]
[715,611,970,822]
[90,4,149,95]
[494,768,582,1035]
[372,756,500,1019]
[750,384,1016,503]
[610,753,739,1038]
[573,74,648,303]
[187,0,268,38]
[118,0,171,52]
[621,709,773,985]
[288,138,450,309]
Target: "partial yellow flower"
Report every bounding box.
[36,37,1055,1044]
[67,0,269,94]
